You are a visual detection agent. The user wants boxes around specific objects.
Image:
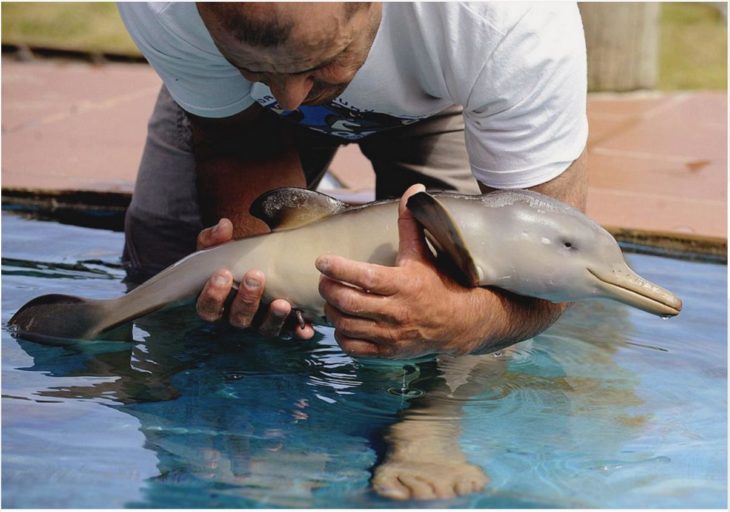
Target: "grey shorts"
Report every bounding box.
[123,85,479,282]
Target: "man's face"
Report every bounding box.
[199,3,382,111]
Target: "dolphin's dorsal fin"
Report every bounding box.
[250,187,349,231]
[406,192,481,287]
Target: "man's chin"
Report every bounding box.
[302,95,339,107]
[302,86,348,107]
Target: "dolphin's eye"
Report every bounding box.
[563,241,574,250]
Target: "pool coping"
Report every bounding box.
[4,186,725,263]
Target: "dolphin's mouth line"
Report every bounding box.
[587,268,682,316]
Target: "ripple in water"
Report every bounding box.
[386,364,424,399]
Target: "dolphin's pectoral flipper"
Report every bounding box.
[250,187,349,231]
[8,293,117,343]
[406,192,481,287]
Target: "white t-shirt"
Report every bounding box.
[118,2,588,189]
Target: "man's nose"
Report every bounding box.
[269,75,314,111]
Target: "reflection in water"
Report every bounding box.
[7,299,650,507]
[2,212,727,508]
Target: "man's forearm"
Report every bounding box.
[188,106,307,237]
[467,287,568,354]
[195,152,306,236]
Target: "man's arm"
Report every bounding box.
[187,104,315,339]
[188,104,307,235]
[479,149,588,211]
[316,150,588,358]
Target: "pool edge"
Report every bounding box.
[2,186,727,262]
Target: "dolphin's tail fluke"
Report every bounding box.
[9,245,227,343]
[9,293,125,343]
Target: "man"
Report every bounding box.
[118,2,588,499]
[119,1,588,355]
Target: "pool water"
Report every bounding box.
[2,211,727,508]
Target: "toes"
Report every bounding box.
[373,464,488,501]
[454,469,489,496]
[455,479,474,496]
[431,478,457,500]
[471,468,490,492]
[398,474,437,500]
[372,470,411,500]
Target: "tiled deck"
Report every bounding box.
[2,57,727,245]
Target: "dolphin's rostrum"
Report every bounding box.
[9,188,682,343]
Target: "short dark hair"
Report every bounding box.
[206,3,294,47]
[199,2,371,48]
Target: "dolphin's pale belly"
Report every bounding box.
[231,202,400,319]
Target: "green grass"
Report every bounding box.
[1,2,727,90]
[1,2,141,56]
[658,2,727,90]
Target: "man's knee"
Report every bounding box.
[123,207,201,284]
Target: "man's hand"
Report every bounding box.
[195,218,315,339]
[316,184,503,359]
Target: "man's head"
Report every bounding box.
[197,2,381,111]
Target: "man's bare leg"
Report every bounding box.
[372,352,509,500]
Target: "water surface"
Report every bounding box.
[2,211,726,508]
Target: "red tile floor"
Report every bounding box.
[2,57,726,243]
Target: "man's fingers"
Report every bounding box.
[323,302,383,340]
[316,255,399,295]
[397,183,431,265]
[319,275,392,321]
[333,328,403,359]
[258,299,291,337]
[196,218,233,250]
[196,269,233,322]
[197,267,315,340]
[324,303,407,359]
[334,333,381,358]
[292,323,316,340]
[229,270,266,328]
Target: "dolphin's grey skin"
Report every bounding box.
[9,188,682,343]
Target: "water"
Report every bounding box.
[2,211,727,508]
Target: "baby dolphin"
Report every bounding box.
[9,188,682,343]
[408,190,682,316]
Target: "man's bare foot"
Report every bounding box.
[371,354,503,501]
[372,456,488,500]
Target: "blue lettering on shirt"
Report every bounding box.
[255,95,422,141]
